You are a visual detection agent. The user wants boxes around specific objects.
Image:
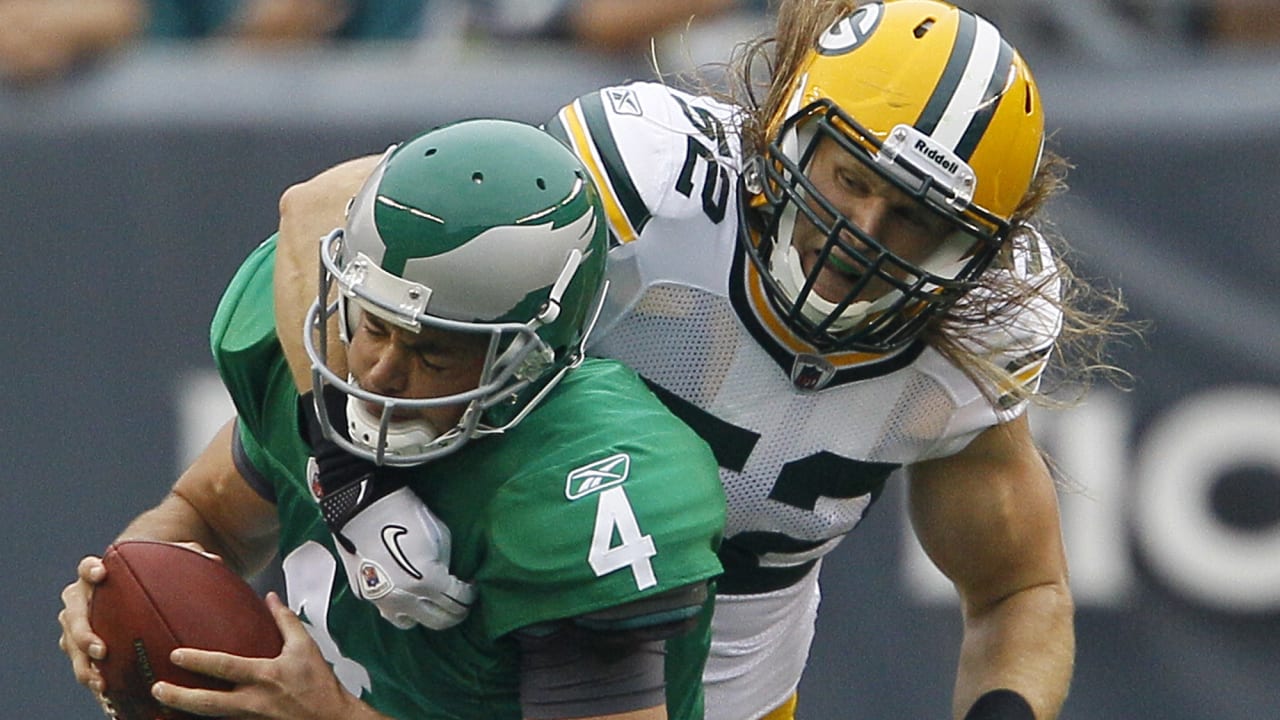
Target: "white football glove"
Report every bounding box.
[304,450,476,631]
[331,485,477,630]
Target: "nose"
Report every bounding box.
[846,195,891,238]
[362,337,412,396]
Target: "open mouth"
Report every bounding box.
[822,250,860,278]
[801,247,864,303]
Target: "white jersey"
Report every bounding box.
[549,82,1061,720]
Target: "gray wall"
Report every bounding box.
[5,42,1279,718]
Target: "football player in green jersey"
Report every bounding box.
[58,119,725,720]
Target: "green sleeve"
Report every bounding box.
[209,235,309,490]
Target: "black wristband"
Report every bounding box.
[963,689,1035,720]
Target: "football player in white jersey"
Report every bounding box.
[270,2,1125,718]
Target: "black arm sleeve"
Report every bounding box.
[516,630,667,719]
[514,582,709,719]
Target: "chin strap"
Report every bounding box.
[343,385,440,467]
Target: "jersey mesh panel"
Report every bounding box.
[592,283,959,561]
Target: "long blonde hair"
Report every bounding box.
[717,0,1135,406]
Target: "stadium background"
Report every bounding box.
[3,11,1278,718]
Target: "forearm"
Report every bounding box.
[954,581,1074,720]
[115,491,227,549]
[116,420,279,578]
[275,155,374,389]
[909,419,1075,719]
[114,489,273,578]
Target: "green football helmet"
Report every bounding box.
[304,119,608,466]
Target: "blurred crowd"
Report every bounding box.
[0,0,764,86]
[0,0,1276,88]
[966,0,1280,63]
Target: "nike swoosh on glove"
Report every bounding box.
[300,390,476,630]
[325,480,477,630]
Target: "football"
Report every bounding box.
[88,540,284,720]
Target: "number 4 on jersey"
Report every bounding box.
[588,487,657,590]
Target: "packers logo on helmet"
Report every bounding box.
[816,3,883,55]
[741,0,1045,354]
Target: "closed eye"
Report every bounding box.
[362,313,390,336]
[837,171,872,197]
[893,200,951,235]
[413,350,448,372]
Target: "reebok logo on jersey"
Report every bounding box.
[565,453,631,500]
[606,88,643,116]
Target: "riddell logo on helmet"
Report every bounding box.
[914,139,959,175]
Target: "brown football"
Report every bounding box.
[88,541,284,720]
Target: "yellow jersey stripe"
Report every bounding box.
[557,101,638,244]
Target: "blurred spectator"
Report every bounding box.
[0,0,145,85]
[146,0,426,43]
[478,0,761,52]
[0,0,427,85]
[0,0,761,87]
[1100,0,1280,48]
[945,0,1280,67]
[1188,0,1280,46]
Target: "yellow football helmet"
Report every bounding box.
[742,0,1044,353]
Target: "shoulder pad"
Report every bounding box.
[546,82,741,243]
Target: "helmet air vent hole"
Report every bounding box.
[1025,86,1034,114]
[423,148,437,157]
[472,172,484,184]
[536,177,547,190]
[913,18,934,38]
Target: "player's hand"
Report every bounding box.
[58,542,220,695]
[57,555,108,693]
[333,486,477,630]
[152,592,375,720]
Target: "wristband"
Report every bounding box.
[963,689,1034,720]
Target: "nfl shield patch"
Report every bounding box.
[790,353,835,391]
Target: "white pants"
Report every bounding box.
[703,562,822,720]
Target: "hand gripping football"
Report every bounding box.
[88,541,284,720]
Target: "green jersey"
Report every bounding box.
[210,237,725,719]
